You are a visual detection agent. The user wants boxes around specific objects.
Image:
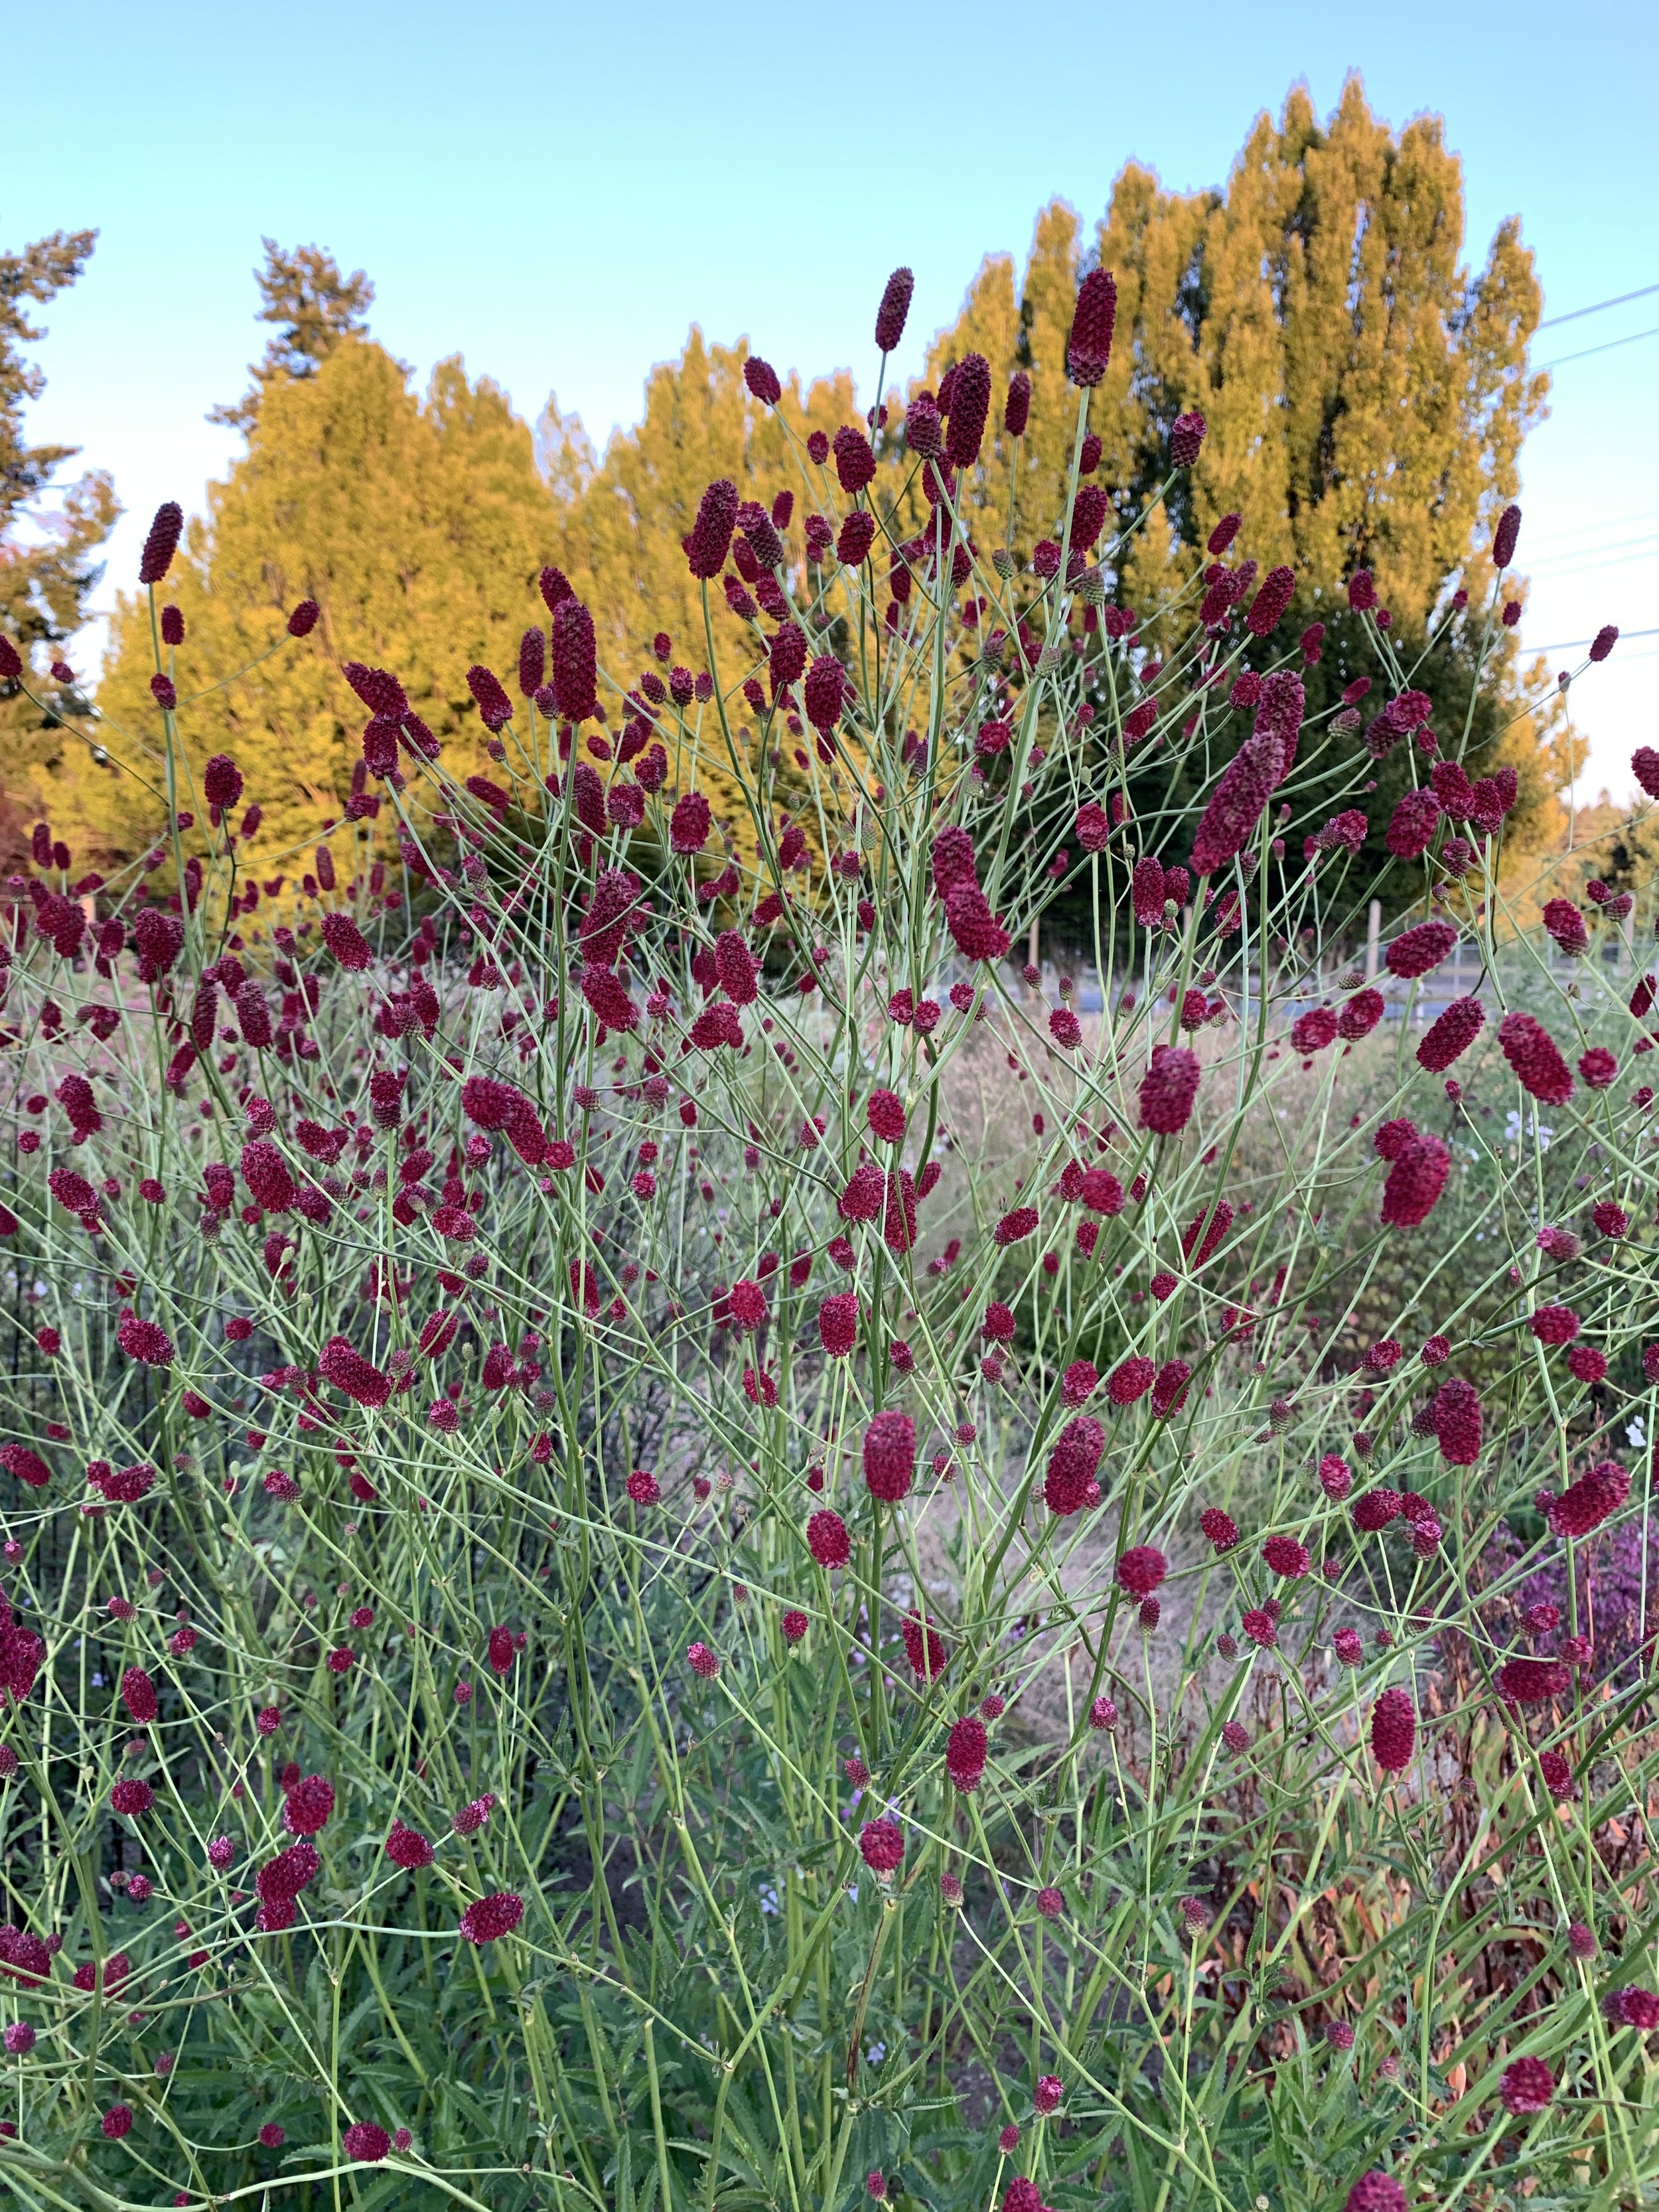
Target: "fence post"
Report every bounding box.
[1365,900,1381,981]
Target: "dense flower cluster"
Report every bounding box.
[0,250,1645,2212]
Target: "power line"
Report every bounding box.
[1529,528,1659,571]
[1538,281,1659,331]
[1526,507,1659,555]
[1537,324,1659,373]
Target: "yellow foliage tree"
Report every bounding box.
[536,331,865,853]
[64,81,1568,903]
[69,338,552,869]
[903,78,1546,631]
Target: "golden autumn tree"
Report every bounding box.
[75,335,553,869]
[540,332,853,674]
[538,331,865,849]
[911,80,1547,620]
[903,78,1573,912]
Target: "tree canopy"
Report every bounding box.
[57,82,1575,889]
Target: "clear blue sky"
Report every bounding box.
[5,0,1654,794]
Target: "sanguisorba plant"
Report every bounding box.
[1,258,1656,2212]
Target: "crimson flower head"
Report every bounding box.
[875,266,914,352]
[832,424,877,494]
[743,356,782,406]
[1607,1986,1659,2029]
[1066,269,1118,386]
[893,1597,949,1676]
[1431,1376,1482,1464]
[944,352,991,468]
[1044,1416,1104,1516]
[1492,502,1521,569]
[117,1313,175,1367]
[906,393,942,456]
[1496,1656,1569,1703]
[863,1411,915,1502]
[282,1775,336,1836]
[321,912,370,971]
[1352,1487,1403,1532]
[687,1641,720,1679]
[287,597,320,635]
[946,1714,987,1790]
[1061,1359,1098,1405]
[203,751,243,808]
[668,790,711,854]
[121,1666,158,1723]
[459,1891,523,1945]
[1380,1134,1451,1229]
[1199,1508,1239,1553]
[551,598,598,722]
[1246,565,1296,637]
[139,500,184,584]
[1262,1535,1310,1580]
[317,1334,392,1410]
[1370,1687,1415,1773]
[465,664,514,731]
[1386,787,1441,860]
[1139,1045,1200,1135]
[1417,995,1484,1072]
[867,1087,906,1143]
[1579,1045,1617,1088]
[1151,1359,1191,1418]
[1500,2057,1555,2115]
[818,1294,858,1359]
[1530,1303,1581,1346]
[1498,1010,1574,1104]
[1004,371,1031,437]
[1385,921,1457,979]
[684,478,739,579]
[944,881,1009,961]
[859,1817,904,1874]
[806,1509,851,1570]
[1108,1355,1155,1405]
[804,654,847,735]
[1116,1545,1167,1598]
[1546,1459,1630,1538]
[1344,2177,1406,2212]
[1170,410,1206,467]
[1190,731,1277,874]
[342,2121,391,2162]
[386,1820,434,1869]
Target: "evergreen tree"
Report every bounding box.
[0,223,118,864]
[209,238,375,431]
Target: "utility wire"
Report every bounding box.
[1537,324,1659,373]
[1538,282,1659,330]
